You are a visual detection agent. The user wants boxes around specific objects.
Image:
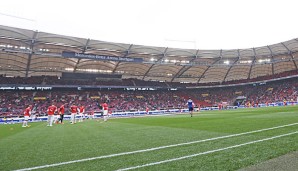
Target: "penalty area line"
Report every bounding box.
[116,131,298,171]
[14,122,298,171]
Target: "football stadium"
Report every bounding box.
[0,1,298,171]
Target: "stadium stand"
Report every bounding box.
[0,25,297,118]
[0,76,297,118]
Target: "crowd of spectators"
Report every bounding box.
[0,69,297,118]
[0,76,297,118]
[0,89,187,117]
[189,77,298,106]
[0,75,45,85]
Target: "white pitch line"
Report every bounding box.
[14,122,298,171]
[116,131,298,171]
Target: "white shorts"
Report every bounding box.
[103,110,108,116]
[24,116,29,121]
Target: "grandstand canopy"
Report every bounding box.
[1,0,298,50]
[0,25,297,83]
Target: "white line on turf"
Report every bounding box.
[14,122,298,171]
[116,131,298,171]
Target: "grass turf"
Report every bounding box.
[0,106,297,171]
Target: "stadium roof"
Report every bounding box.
[0,25,298,83]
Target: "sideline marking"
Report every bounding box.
[117,131,298,171]
[14,122,298,171]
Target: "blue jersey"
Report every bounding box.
[187,99,193,108]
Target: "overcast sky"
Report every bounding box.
[0,0,297,50]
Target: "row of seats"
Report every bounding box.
[0,70,297,87]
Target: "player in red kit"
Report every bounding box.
[218,102,222,110]
[79,105,85,122]
[47,104,57,126]
[89,110,94,120]
[22,105,32,127]
[58,104,65,124]
[70,103,79,124]
[283,98,287,106]
[102,102,109,122]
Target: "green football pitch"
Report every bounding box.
[0,106,297,171]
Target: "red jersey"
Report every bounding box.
[70,105,78,113]
[79,106,85,113]
[218,103,222,110]
[251,101,254,107]
[47,105,57,115]
[59,105,65,115]
[102,103,108,110]
[24,107,31,116]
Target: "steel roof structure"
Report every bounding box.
[0,25,297,83]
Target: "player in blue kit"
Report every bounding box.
[187,97,194,117]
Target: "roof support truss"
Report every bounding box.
[74,39,90,72]
[142,47,168,80]
[25,31,38,77]
[223,49,240,82]
[267,46,274,75]
[170,49,199,82]
[112,44,133,73]
[248,48,257,79]
[197,49,222,83]
[280,42,298,70]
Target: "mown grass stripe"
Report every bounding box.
[117,131,298,171]
[14,122,298,171]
